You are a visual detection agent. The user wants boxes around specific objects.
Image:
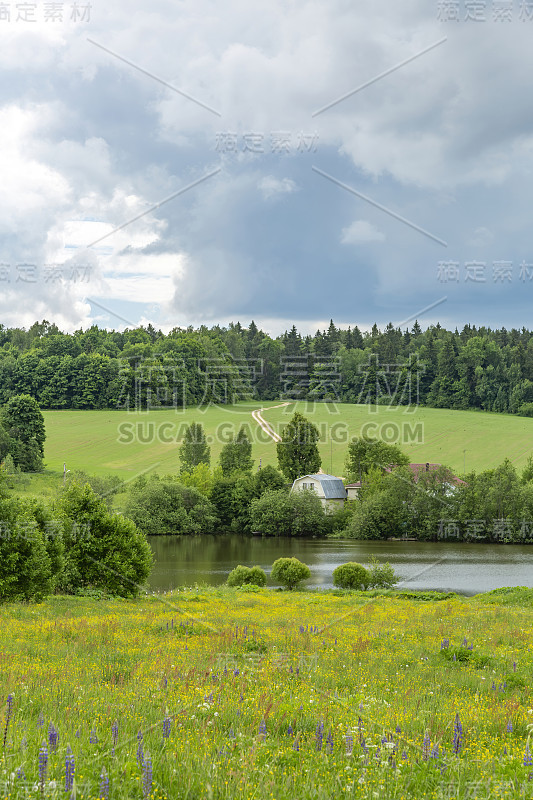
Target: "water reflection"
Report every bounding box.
[147,535,533,595]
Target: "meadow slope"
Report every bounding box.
[41,402,533,482]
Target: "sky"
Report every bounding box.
[1,0,533,337]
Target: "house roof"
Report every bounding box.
[385,463,466,486]
[294,474,347,499]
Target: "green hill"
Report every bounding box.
[39,402,533,485]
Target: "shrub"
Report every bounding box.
[0,504,53,602]
[248,566,267,586]
[333,562,370,590]
[227,564,267,588]
[55,482,153,597]
[125,478,219,536]
[367,556,399,589]
[250,489,327,537]
[271,557,310,590]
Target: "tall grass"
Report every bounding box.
[0,587,532,798]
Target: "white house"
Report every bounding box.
[291,473,347,511]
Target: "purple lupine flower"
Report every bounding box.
[37,712,44,728]
[462,637,467,648]
[431,744,439,759]
[137,730,144,765]
[75,728,80,738]
[441,639,449,650]
[163,676,168,689]
[142,752,152,800]
[16,766,25,781]
[287,725,293,736]
[163,716,171,739]
[292,737,299,751]
[452,653,456,662]
[315,722,323,751]
[374,746,381,761]
[38,742,48,788]
[395,725,401,734]
[21,736,27,750]
[48,722,58,751]
[358,716,364,743]
[360,737,368,753]
[513,662,517,672]
[259,719,267,737]
[507,720,513,732]
[346,732,353,755]
[422,732,430,761]
[229,727,236,739]
[453,714,463,755]
[326,731,334,754]
[65,744,75,792]
[112,720,119,748]
[89,729,98,744]
[3,694,14,749]
[289,666,293,674]
[99,767,109,800]
[402,751,408,760]
[524,743,533,766]
[491,681,496,690]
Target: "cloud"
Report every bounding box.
[467,227,494,248]
[341,219,385,244]
[1,0,533,332]
[258,176,298,199]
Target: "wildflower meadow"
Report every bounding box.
[1,586,533,799]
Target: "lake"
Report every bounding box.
[147,535,533,595]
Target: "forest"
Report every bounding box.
[0,318,532,414]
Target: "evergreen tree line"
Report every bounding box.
[2,318,533,414]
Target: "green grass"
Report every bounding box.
[1,587,533,799]
[36,402,533,492]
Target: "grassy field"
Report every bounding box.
[38,402,533,489]
[1,586,533,799]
